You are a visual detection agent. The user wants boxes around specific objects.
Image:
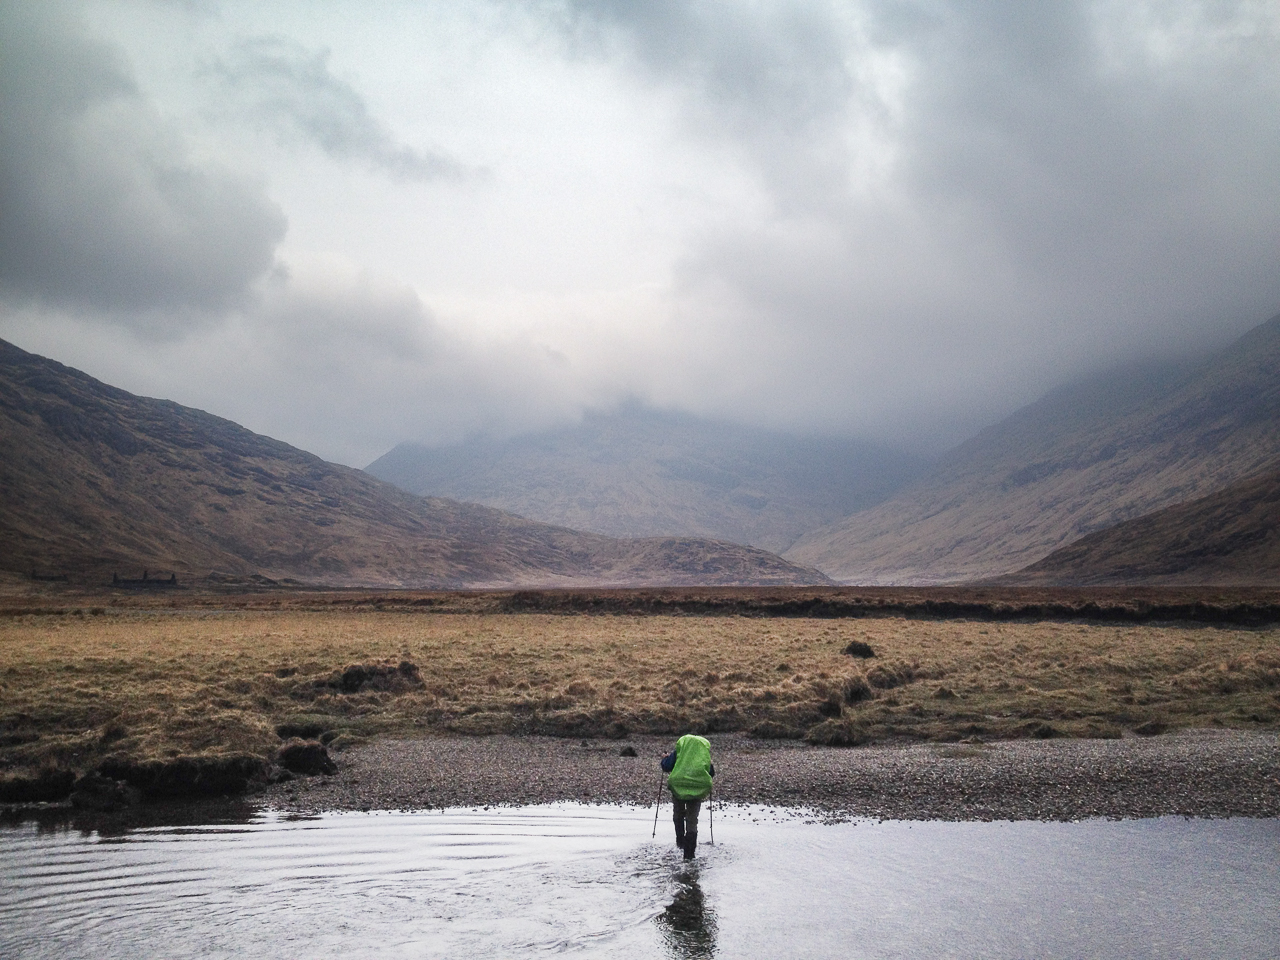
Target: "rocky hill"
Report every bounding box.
[0,340,829,588]
[366,405,923,555]
[1010,469,1280,585]
[786,313,1280,583]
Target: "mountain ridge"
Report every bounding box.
[0,339,830,588]
[366,405,924,554]
[785,313,1280,583]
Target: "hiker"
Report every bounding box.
[661,733,715,860]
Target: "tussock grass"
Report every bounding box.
[1,608,1278,782]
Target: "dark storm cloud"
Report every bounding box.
[202,35,470,182]
[0,1,286,320]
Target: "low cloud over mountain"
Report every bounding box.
[368,405,924,554]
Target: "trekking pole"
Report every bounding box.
[709,786,714,846]
[651,774,664,838]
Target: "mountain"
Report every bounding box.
[786,313,1280,583]
[1010,469,1280,585]
[0,340,829,588]
[366,405,924,555]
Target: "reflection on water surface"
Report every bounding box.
[2,804,1277,959]
[657,866,717,959]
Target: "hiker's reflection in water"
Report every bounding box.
[656,867,717,959]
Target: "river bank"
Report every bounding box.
[4,604,1278,783]
[258,729,1280,821]
[3,594,1278,814]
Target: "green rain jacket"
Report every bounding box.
[667,734,714,801]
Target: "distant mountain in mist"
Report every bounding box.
[366,406,925,555]
[0,340,830,588]
[1010,468,1280,585]
[786,313,1280,584]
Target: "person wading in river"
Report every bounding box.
[661,734,715,860]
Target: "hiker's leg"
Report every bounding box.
[683,800,701,859]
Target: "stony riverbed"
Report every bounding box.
[260,728,1280,821]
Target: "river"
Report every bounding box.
[2,804,1278,958]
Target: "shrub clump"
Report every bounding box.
[843,640,877,658]
[805,718,869,747]
[817,693,843,718]
[277,739,337,775]
[1023,721,1060,740]
[323,660,423,695]
[842,675,874,704]
[866,660,918,690]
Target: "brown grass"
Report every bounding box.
[2,603,1278,784]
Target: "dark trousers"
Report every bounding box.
[672,794,701,839]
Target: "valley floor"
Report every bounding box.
[1,587,1277,813]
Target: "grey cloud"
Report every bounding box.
[884,2,1280,280]
[0,253,592,467]
[256,261,440,367]
[0,1,286,320]
[7,2,1278,466]
[195,265,592,466]
[203,35,469,182]
[556,1,1280,447]
[560,0,854,132]
[143,251,590,463]
[552,0,867,209]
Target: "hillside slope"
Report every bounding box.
[367,406,923,554]
[0,340,829,588]
[787,314,1280,583]
[1010,469,1280,585]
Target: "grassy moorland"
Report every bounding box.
[2,589,1277,797]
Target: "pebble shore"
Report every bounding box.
[261,729,1280,821]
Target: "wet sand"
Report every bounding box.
[260,729,1280,821]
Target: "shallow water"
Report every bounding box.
[2,805,1278,959]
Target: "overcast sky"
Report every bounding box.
[2,0,1278,466]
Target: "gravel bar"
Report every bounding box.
[260,729,1280,821]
